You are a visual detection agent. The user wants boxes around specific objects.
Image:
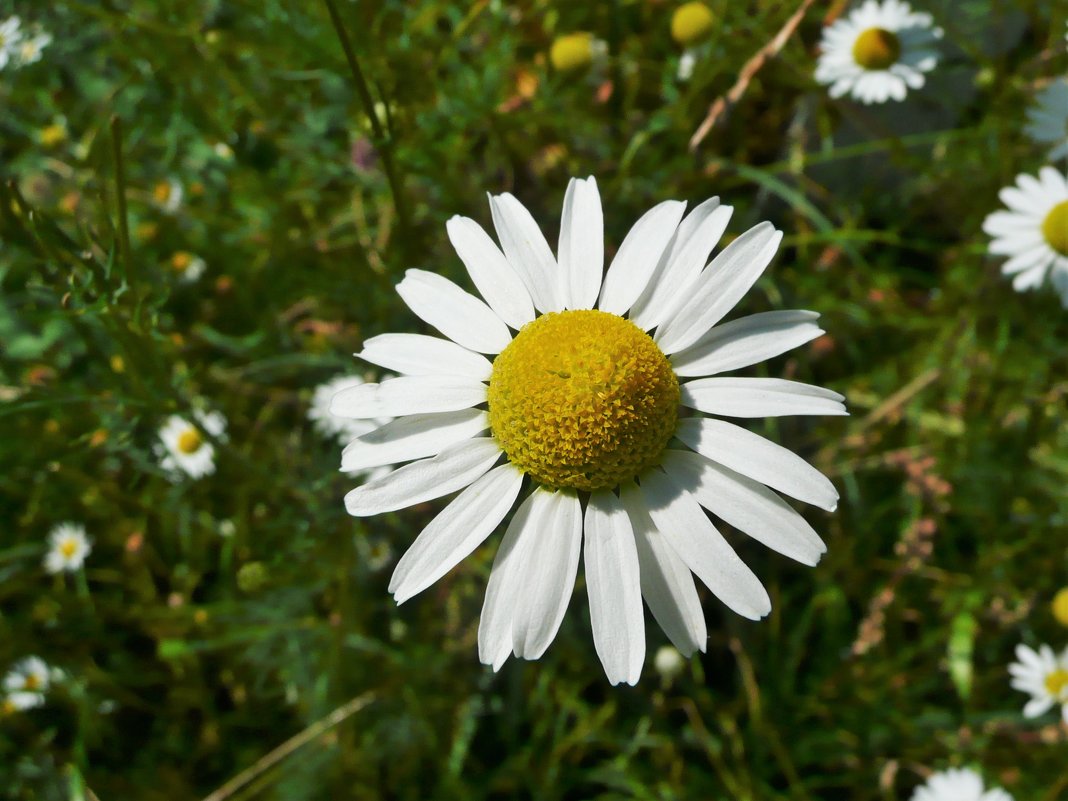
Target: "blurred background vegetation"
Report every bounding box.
[1,0,1066,798]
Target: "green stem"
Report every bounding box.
[110,116,133,288]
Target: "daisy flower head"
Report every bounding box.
[1,691,45,715]
[910,767,1013,801]
[0,16,22,69]
[169,251,207,284]
[158,410,226,480]
[152,177,184,213]
[15,27,50,66]
[1053,586,1068,627]
[44,522,92,574]
[1025,78,1068,162]
[312,375,394,480]
[1009,642,1068,723]
[3,657,51,695]
[815,0,942,104]
[333,176,845,684]
[982,166,1068,308]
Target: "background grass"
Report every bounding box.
[1,0,1067,798]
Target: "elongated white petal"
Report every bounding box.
[598,200,687,316]
[671,310,824,377]
[620,484,706,655]
[344,438,500,516]
[681,378,848,418]
[661,450,827,566]
[675,418,838,511]
[358,333,493,381]
[478,489,542,670]
[389,464,524,603]
[446,216,535,329]
[639,469,771,620]
[331,374,486,419]
[511,490,583,659]
[558,176,604,310]
[629,200,733,330]
[656,223,783,354]
[584,491,645,685]
[341,409,489,472]
[489,193,560,313]
[397,269,512,354]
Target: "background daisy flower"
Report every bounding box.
[334,176,844,684]
[1025,78,1068,162]
[15,28,50,66]
[44,522,92,574]
[909,767,1013,801]
[815,0,942,104]
[169,251,207,284]
[1008,643,1068,723]
[0,16,23,69]
[3,657,51,696]
[982,166,1068,307]
[158,410,226,480]
[311,374,395,481]
[1,691,45,714]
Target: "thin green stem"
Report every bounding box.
[110,116,133,288]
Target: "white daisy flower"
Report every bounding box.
[152,177,184,213]
[3,657,51,695]
[169,251,207,283]
[1025,78,1068,162]
[311,375,395,482]
[910,767,1013,801]
[0,16,23,70]
[814,0,942,104]
[15,29,50,66]
[1009,642,1068,724]
[653,644,686,682]
[44,522,92,574]
[334,176,845,684]
[158,410,226,480]
[1,692,45,714]
[981,166,1068,308]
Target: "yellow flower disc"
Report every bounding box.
[550,33,595,73]
[1041,200,1068,257]
[1045,668,1068,698]
[852,27,901,71]
[1052,587,1068,627]
[671,2,715,47]
[60,538,79,558]
[178,428,203,454]
[488,310,679,492]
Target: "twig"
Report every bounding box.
[689,0,818,152]
[200,693,375,801]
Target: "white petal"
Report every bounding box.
[681,377,848,417]
[446,216,535,329]
[661,449,828,566]
[629,199,732,330]
[671,310,824,377]
[397,269,512,354]
[558,176,604,310]
[621,484,706,656]
[584,490,645,685]
[331,374,486,419]
[389,464,524,603]
[478,490,541,670]
[655,222,783,355]
[358,333,493,381]
[1024,697,1054,718]
[639,469,771,620]
[344,437,501,516]
[489,193,561,312]
[675,418,839,511]
[341,408,489,472]
[511,490,583,659]
[598,200,687,316]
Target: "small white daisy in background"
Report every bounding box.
[1,691,45,715]
[3,657,51,696]
[982,166,1068,308]
[158,410,226,480]
[815,0,942,104]
[1025,78,1068,162]
[0,16,23,70]
[15,27,50,66]
[909,767,1013,801]
[548,32,607,74]
[152,177,184,213]
[670,2,715,83]
[44,522,92,574]
[310,374,394,481]
[1009,642,1068,723]
[168,251,207,283]
[333,176,844,684]
[653,644,686,683]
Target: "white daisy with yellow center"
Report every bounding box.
[3,657,51,696]
[1025,78,1068,163]
[910,767,1013,801]
[44,522,92,574]
[334,177,844,684]
[169,251,207,284]
[815,0,942,104]
[1009,643,1068,723]
[159,411,226,480]
[152,178,184,213]
[1,691,45,714]
[982,166,1068,308]
[0,16,23,70]
[15,29,50,66]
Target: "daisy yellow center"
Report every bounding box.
[24,674,41,691]
[153,181,173,203]
[59,538,79,558]
[1046,668,1068,698]
[488,310,679,492]
[171,252,192,273]
[853,27,901,71]
[550,33,595,73]
[1053,587,1068,627]
[177,428,203,454]
[671,2,715,47]
[1041,200,1068,257]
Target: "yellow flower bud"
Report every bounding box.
[1053,587,1068,627]
[550,32,599,73]
[671,2,714,47]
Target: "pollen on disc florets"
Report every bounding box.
[488,310,680,492]
[1042,200,1068,257]
[852,27,901,71]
